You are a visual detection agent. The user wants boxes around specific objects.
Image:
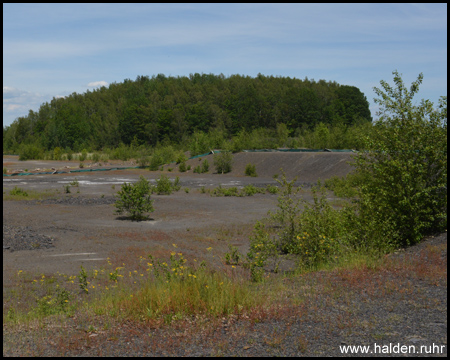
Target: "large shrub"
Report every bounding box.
[354,71,447,247]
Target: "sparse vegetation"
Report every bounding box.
[9,186,28,197]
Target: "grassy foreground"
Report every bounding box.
[3,233,446,356]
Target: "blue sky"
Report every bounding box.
[3,3,447,127]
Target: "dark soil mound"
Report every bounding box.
[178,151,355,181]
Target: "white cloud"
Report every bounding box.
[87,81,109,88]
[3,86,49,126]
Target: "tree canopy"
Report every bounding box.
[3,73,372,153]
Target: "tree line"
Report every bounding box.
[3,73,372,154]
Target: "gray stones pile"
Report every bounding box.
[27,195,116,206]
[3,225,55,251]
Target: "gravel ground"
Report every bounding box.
[25,195,117,206]
[3,225,55,251]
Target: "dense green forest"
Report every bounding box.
[3,73,372,156]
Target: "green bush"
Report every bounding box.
[149,153,164,171]
[9,186,28,197]
[246,221,279,282]
[211,185,239,197]
[53,147,62,160]
[354,71,447,247]
[241,184,264,196]
[18,144,43,161]
[178,161,187,172]
[176,153,188,165]
[193,165,201,174]
[154,174,173,195]
[135,175,151,195]
[324,172,365,198]
[153,174,181,195]
[114,177,154,220]
[265,184,279,194]
[245,173,352,276]
[244,163,257,177]
[224,244,243,265]
[283,185,348,267]
[213,151,233,174]
[91,152,100,163]
[193,159,210,174]
[137,155,150,168]
[79,149,88,162]
[201,159,210,173]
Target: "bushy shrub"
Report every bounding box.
[135,175,152,195]
[79,149,88,162]
[213,151,233,174]
[154,174,173,195]
[265,184,279,194]
[244,163,257,177]
[114,177,154,220]
[53,147,62,160]
[178,161,187,172]
[9,186,28,197]
[18,144,44,161]
[282,185,348,266]
[91,152,100,163]
[224,244,243,265]
[211,185,239,197]
[324,173,364,198]
[149,153,164,171]
[201,159,209,173]
[241,184,264,196]
[153,174,181,195]
[354,71,447,247]
[193,165,201,174]
[176,153,188,165]
[193,159,210,173]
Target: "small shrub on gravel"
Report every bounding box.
[178,161,187,172]
[224,244,243,265]
[9,186,28,197]
[201,159,210,173]
[212,186,239,197]
[245,163,257,177]
[213,151,233,174]
[266,184,279,194]
[114,177,154,220]
[245,172,354,277]
[241,184,265,196]
[153,174,181,195]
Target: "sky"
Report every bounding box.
[3,3,447,127]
